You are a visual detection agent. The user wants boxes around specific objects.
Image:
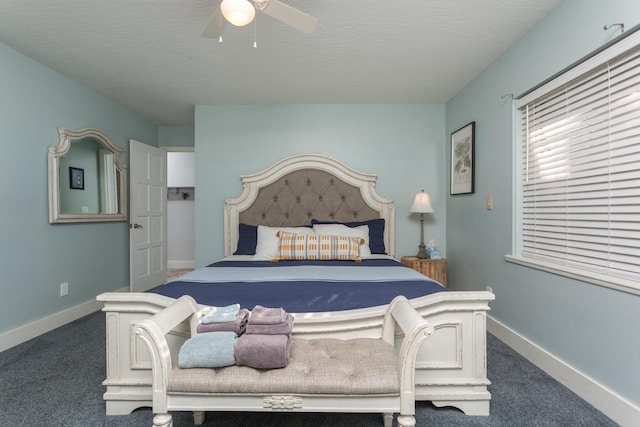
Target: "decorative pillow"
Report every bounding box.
[274,232,363,262]
[312,224,371,258]
[233,223,258,255]
[311,218,386,254]
[252,225,313,261]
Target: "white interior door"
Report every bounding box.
[129,140,167,292]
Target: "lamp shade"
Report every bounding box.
[221,0,256,27]
[410,190,433,213]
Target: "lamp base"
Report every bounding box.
[416,244,428,259]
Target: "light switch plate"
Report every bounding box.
[60,282,69,296]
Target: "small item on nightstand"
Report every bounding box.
[426,239,441,259]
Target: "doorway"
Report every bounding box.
[167,149,195,277]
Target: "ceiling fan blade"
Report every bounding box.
[202,6,228,38]
[260,0,318,33]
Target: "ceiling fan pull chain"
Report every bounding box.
[254,15,258,48]
[218,6,224,44]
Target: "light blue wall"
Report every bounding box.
[446,0,640,407]
[0,42,157,334]
[158,125,194,148]
[194,104,446,266]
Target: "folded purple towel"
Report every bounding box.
[197,309,250,335]
[234,334,291,369]
[246,313,294,336]
[249,305,287,325]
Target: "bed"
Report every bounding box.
[97,153,494,417]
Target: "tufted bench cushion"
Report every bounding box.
[167,338,399,396]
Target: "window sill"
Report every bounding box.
[504,255,640,297]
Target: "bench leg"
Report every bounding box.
[152,413,173,427]
[397,414,416,427]
[382,413,393,427]
[193,411,205,425]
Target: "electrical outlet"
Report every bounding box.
[60,282,69,296]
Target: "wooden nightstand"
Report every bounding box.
[400,256,447,287]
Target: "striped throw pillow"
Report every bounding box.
[274,232,363,262]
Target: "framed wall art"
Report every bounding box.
[69,167,85,190]
[450,122,475,195]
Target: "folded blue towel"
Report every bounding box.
[198,309,250,335]
[202,303,240,324]
[178,331,237,368]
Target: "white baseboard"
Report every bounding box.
[167,260,195,269]
[488,315,639,427]
[0,287,129,353]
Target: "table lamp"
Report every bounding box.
[410,190,433,259]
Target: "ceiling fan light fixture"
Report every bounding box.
[221,0,256,27]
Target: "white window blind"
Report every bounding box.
[515,32,640,286]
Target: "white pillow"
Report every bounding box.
[253,225,313,261]
[311,224,372,258]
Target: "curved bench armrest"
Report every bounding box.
[382,296,435,415]
[133,295,200,413]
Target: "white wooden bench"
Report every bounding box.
[134,295,435,427]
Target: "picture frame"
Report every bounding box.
[69,167,84,190]
[450,122,475,195]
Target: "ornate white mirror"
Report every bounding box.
[48,128,128,223]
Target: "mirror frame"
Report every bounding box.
[48,127,128,223]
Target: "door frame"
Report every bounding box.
[165,147,195,270]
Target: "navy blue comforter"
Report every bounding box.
[153,258,445,312]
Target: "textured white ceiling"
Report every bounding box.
[0,0,561,125]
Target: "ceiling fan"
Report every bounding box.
[202,0,318,39]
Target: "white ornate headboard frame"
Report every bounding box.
[224,154,395,257]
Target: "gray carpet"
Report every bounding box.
[0,311,617,427]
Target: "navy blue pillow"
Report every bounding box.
[311,218,386,254]
[233,223,258,255]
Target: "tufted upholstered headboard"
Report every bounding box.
[224,154,395,257]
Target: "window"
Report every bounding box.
[510,30,640,295]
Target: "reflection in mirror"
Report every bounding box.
[48,128,128,223]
